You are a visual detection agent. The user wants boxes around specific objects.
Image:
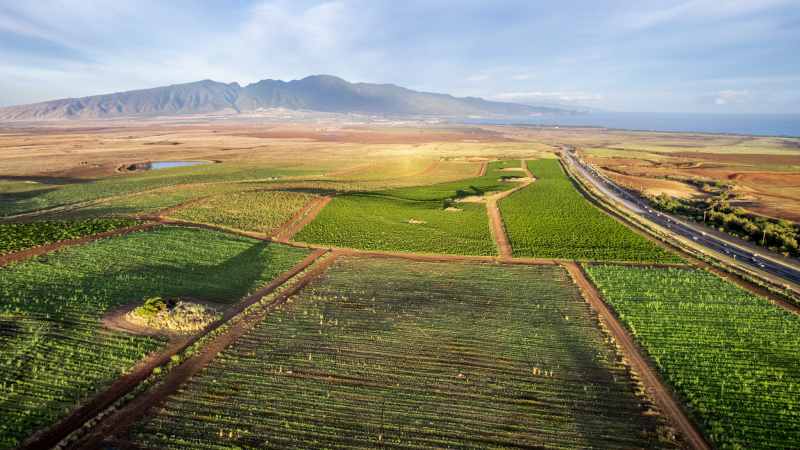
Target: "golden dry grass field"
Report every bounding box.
[1,119,798,222]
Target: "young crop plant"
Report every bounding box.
[584,264,800,449]
[294,161,519,255]
[131,257,680,450]
[0,226,309,449]
[294,194,496,255]
[0,163,310,218]
[500,159,681,262]
[168,190,316,235]
[0,217,137,255]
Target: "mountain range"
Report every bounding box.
[0,75,576,120]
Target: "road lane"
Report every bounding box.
[561,147,800,289]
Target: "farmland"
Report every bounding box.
[130,257,678,449]
[0,227,309,449]
[584,265,800,449]
[167,190,317,235]
[500,159,681,262]
[1,120,798,449]
[0,217,136,255]
[0,163,308,217]
[293,161,520,255]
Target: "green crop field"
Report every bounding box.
[0,164,309,217]
[131,257,678,449]
[295,195,495,254]
[0,227,309,449]
[168,190,316,234]
[0,217,137,255]
[500,159,681,262]
[294,161,522,255]
[584,265,800,449]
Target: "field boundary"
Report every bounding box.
[561,150,800,315]
[477,161,488,176]
[275,195,333,241]
[276,195,333,242]
[0,222,158,267]
[19,248,328,450]
[70,250,338,450]
[486,159,534,258]
[562,261,712,450]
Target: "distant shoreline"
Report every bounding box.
[461,111,800,139]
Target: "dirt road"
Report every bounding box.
[0,222,157,267]
[486,159,534,259]
[71,250,336,450]
[563,261,711,450]
[275,195,332,242]
[20,249,327,450]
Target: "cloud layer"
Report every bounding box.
[1,0,799,113]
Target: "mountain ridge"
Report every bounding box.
[0,75,576,120]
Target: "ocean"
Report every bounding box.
[464,112,800,138]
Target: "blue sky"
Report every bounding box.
[1,0,799,113]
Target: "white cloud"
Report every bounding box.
[511,74,533,81]
[493,91,603,104]
[466,74,489,82]
[620,0,793,30]
[713,89,751,105]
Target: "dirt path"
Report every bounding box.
[562,261,711,450]
[478,161,488,176]
[0,222,157,267]
[275,195,332,242]
[20,249,327,450]
[72,250,337,450]
[485,159,534,259]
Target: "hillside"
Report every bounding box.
[0,75,574,120]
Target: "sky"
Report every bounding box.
[1,0,799,113]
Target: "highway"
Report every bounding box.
[561,147,800,289]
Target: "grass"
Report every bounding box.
[295,194,495,255]
[0,227,310,449]
[0,217,137,255]
[294,161,521,255]
[168,190,316,234]
[500,159,682,262]
[132,257,678,449]
[0,163,310,217]
[584,265,800,450]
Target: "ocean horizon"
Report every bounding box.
[465,111,800,138]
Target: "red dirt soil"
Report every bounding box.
[276,195,333,242]
[72,250,336,450]
[563,262,711,450]
[0,223,157,267]
[21,249,327,450]
[488,159,534,259]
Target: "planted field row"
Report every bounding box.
[500,159,681,262]
[132,257,679,449]
[294,161,520,255]
[0,217,137,255]
[584,265,800,449]
[0,227,309,449]
[0,163,308,217]
[168,190,316,235]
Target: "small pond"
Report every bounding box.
[123,160,213,171]
[149,161,211,170]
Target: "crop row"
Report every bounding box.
[584,264,800,449]
[0,227,309,449]
[500,159,681,262]
[0,217,137,255]
[294,161,519,255]
[0,163,308,217]
[168,190,316,235]
[132,257,678,449]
